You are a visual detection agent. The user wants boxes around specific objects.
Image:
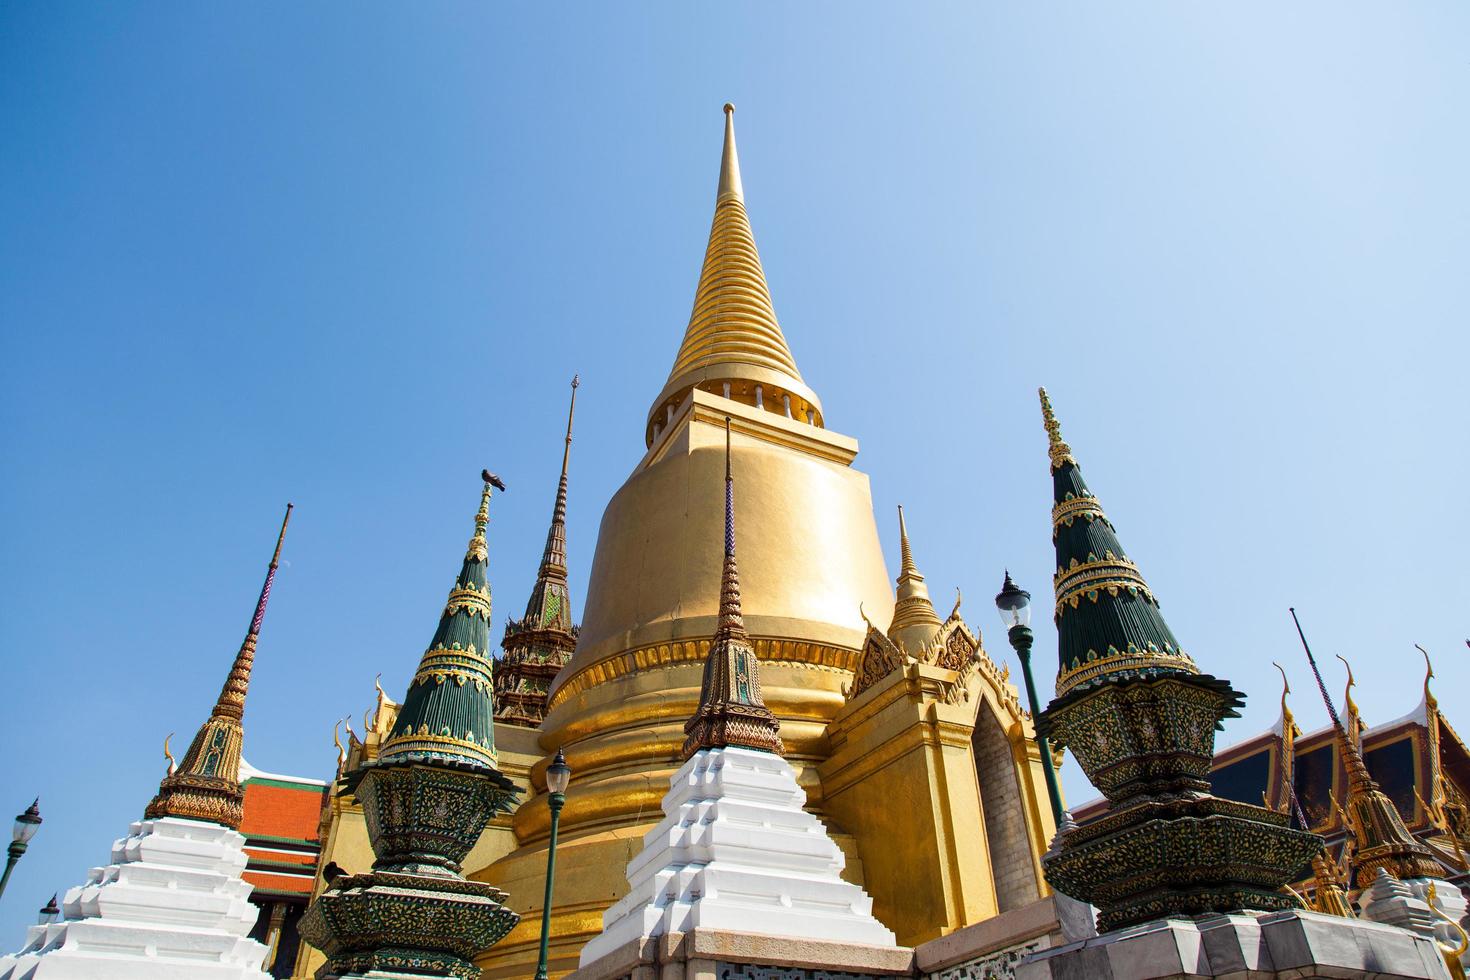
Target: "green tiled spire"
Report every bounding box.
[1040,388,1198,699]
[380,473,502,770]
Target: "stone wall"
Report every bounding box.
[972,706,1038,912]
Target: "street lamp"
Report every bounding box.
[0,799,43,903]
[534,749,572,980]
[994,574,1065,825]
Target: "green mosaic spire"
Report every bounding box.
[380,473,502,770]
[1040,388,1198,699]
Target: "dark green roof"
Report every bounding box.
[379,483,500,771]
[1042,390,1198,699]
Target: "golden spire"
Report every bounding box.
[147,503,292,829]
[647,105,822,444]
[1039,387,1075,470]
[887,505,943,655]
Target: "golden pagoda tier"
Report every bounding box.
[466,107,1058,978]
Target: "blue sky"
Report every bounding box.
[1,3,1466,943]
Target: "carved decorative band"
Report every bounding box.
[411,667,493,691]
[547,636,861,711]
[1054,557,1152,611]
[1051,494,1107,529]
[380,730,499,767]
[1056,648,1197,696]
[442,587,491,618]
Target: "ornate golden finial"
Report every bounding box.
[466,472,501,562]
[897,505,918,578]
[888,505,942,654]
[332,719,347,774]
[1272,662,1301,737]
[1416,644,1438,713]
[162,733,176,777]
[1038,387,1075,469]
[1336,654,1367,750]
[718,102,743,203]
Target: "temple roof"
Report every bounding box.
[379,475,501,770]
[1040,388,1198,699]
[647,106,823,444]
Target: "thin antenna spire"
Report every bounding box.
[560,375,579,487]
[216,503,292,720]
[1289,607,1344,732]
[719,416,742,632]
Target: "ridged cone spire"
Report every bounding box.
[533,377,576,604]
[1039,389,1199,697]
[146,503,292,829]
[496,378,581,727]
[380,475,502,770]
[1291,609,1442,888]
[682,417,783,759]
[647,105,822,443]
[887,505,943,655]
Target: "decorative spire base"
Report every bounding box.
[1035,392,1320,932]
[300,474,520,978]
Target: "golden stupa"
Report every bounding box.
[296,105,1059,979]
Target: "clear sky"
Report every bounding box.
[1,2,1466,944]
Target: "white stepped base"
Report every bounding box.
[580,746,897,966]
[0,817,267,980]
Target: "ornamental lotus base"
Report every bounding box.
[296,871,519,980]
[1038,674,1245,804]
[347,760,519,877]
[1043,795,1322,933]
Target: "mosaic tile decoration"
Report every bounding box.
[716,964,882,980]
[930,938,1045,980]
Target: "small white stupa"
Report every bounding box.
[580,422,895,966]
[0,505,293,980]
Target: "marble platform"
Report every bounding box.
[0,816,268,980]
[1015,909,1454,980]
[579,746,897,967]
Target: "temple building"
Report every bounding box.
[237,761,329,978]
[1069,650,1470,911]
[297,105,1059,978]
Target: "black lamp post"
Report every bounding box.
[534,749,572,980]
[995,574,1065,825]
[0,800,43,904]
